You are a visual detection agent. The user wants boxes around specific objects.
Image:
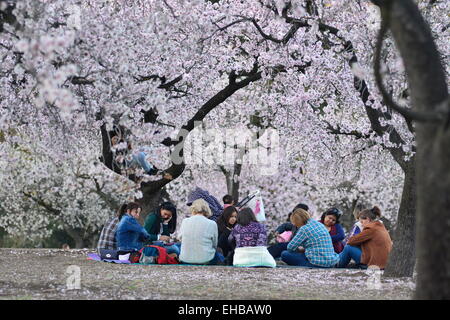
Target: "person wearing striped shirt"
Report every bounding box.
[281,208,340,268]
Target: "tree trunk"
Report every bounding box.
[384,156,416,277]
[372,0,449,298]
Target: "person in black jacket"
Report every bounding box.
[216,206,238,264]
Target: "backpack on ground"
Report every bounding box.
[138,245,179,265]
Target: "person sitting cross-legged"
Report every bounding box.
[338,206,392,270]
[216,205,238,264]
[280,208,340,268]
[268,203,309,259]
[144,201,180,255]
[179,199,225,265]
[319,207,345,253]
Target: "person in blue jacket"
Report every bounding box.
[116,202,151,251]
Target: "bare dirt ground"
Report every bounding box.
[0,248,415,300]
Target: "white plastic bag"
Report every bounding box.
[237,190,266,222]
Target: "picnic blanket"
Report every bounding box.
[87,253,131,264]
[87,252,318,268]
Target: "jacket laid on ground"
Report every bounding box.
[179,215,218,264]
[288,219,340,267]
[116,214,151,251]
[347,220,392,269]
[144,213,170,242]
[186,187,223,221]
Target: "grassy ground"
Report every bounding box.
[0,248,415,300]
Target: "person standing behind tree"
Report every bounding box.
[338,206,392,269]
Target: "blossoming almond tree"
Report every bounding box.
[0,0,447,283]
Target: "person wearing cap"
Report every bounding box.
[319,207,345,253]
[338,206,392,269]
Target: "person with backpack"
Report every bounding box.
[281,208,340,268]
[319,207,345,253]
[229,207,276,268]
[144,202,180,255]
[179,199,224,265]
[97,203,127,255]
[268,203,309,259]
[116,202,151,251]
[338,206,392,269]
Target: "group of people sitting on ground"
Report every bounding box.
[97,192,393,269]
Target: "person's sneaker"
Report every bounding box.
[146,167,158,175]
[276,260,288,266]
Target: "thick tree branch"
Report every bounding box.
[140,68,263,195]
[373,19,443,123]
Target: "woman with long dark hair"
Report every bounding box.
[229,207,276,267]
[216,206,238,262]
[144,202,177,241]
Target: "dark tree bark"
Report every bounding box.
[372,0,449,298]
[316,15,418,278]
[262,2,419,277]
[384,157,416,277]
